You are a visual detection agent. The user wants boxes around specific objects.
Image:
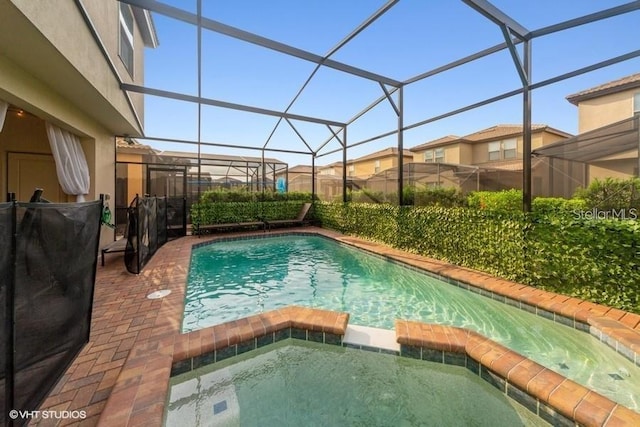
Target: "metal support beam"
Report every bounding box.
[284,118,315,154]
[500,25,528,86]
[196,0,203,203]
[121,83,346,127]
[398,86,404,206]
[379,82,400,116]
[522,40,532,212]
[263,0,399,150]
[343,127,348,203]
[311,155,316,201]
[121,0,401,87]
[463,0,530,40]
[530,1,640,39]
[404,41,513,85]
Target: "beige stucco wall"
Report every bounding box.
[0,0,155,247]
[0,53,116,244]
[81,0,146,121]
[589,157,637,180]
[351,155,412,177]
[577,88,639,132]
[412,144,461,164]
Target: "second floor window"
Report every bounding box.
[434,148,445,163]
[348,165,355,176]
[488,138,517,161]
[424,148,445,163]
[634,92,640,115]
[503,139,517,159]
[374,160,380,174]
[488,141,501,161]
[119,4,134,76]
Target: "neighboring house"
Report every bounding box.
[318,161,343,177]
[274,165,319,193]
[410,124,572,192]
[0,1,157,242]
[345,147,413,179]
[563,73,640,180]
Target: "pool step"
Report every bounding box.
[343,325,400,353]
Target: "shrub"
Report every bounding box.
[573,177,640,211]
[200,189,313,203]
[531,197,587,217]
[467,189,522,212]
[413,186,466,207]
[314,201,640,313]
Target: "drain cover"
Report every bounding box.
[213,400,228,415]
[146,289,171,299]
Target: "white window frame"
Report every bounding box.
[488,141,501,161]
[374,160,381,174]
[423,150,434,163]
[502,138,517,159]
[119,4,135,77]
[434,148,445,163]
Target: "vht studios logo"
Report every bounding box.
[573,208,638,220]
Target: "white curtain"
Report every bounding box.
[0,100,7,133]
[46,122,90,202]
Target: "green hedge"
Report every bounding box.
[315,202,640,313]
[200,189,313,203]
[191,200,312,226]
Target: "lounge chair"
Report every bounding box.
[101,237,127,266]
[195,219,266,236]
[265,203,312,231]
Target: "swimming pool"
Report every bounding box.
[166,340,548,427]
[184,234,639,411]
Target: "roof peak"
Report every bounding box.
[566,73,640,105]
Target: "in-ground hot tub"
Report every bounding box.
[166,339,548,427]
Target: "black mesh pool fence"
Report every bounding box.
[1,198,102,426]
[124,195,169,274]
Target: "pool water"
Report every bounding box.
[184,235,639,411]
[166,340,549,427]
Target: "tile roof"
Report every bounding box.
[461,124,548,141]
[286,165,318,173]
[115,137,155,152]
[410,135,460,151]
[566,73,640,105]
[349,146,413,163]
[409,124,571,150]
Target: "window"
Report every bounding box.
[423,150,434,163]
[634,92,640,115]
[488,141,501,161]
[348,165,355,176]
[374,160,381,174]
[488,139,517,161]
[119,4,134,76]
[434,148,445,163]
[503,138,517,159]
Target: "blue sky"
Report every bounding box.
[142,0,640,167]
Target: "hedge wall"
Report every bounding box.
[191,200,312,226]
[315,202,640,313]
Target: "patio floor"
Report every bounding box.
[32,227,640,426]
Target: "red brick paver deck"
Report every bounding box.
[32,227,640,426]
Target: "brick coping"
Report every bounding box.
[98,306,640,427]
[97,306,349,426]
[396,320,640,427]
[40,226,639,426]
